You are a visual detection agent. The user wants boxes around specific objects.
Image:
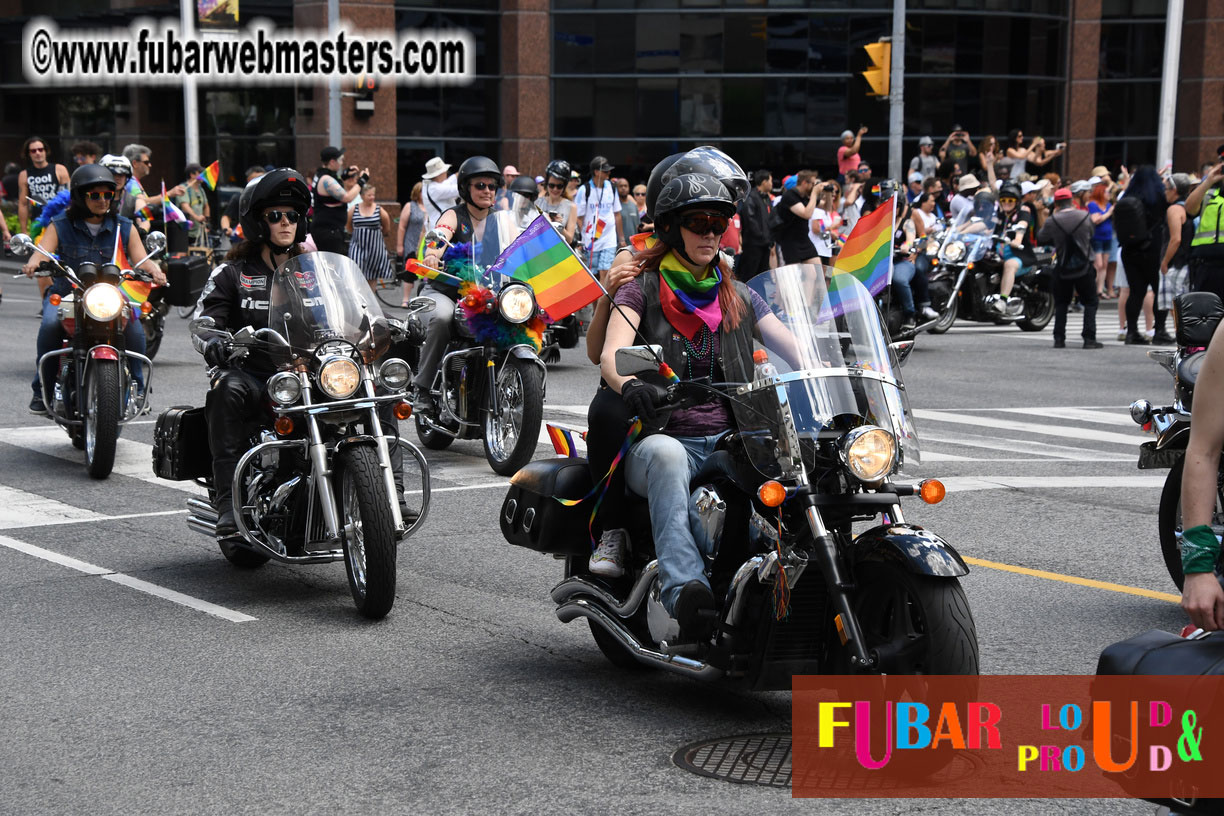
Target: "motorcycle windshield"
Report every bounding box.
[268,252,391,358]
[733,264,921,480]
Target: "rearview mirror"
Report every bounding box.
[144,231,167,254]
[615,344,663,377]
[889,340,914,367]
[8,234,33,257]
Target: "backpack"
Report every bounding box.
[1112,195,1149,248]
[1050,213,1092,280]
[768,202,788,241]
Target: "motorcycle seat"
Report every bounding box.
[1032,249,1055,266]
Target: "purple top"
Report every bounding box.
[614,276,771,436]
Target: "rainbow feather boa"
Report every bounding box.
[29,189,72,243]
[444,242,546,353]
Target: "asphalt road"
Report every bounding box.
[0,268,1185,815]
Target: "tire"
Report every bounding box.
[337,445,398,619]
[927,288,958,334]
[850,561,979,674]
[218,539,270,568]
[143,315,163,360]
[588,619,652,671]
[483,355,544,476]
[415,412,455,451]
[1017,289,1054,331]
[1155,454,1224,591]
[84,359,121,479]
[176,305,194,319]
[372,277,405,311]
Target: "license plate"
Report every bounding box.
[1137,441,1183,470]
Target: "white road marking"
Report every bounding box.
[942,475,1164,493]
[921,430,1134,462]
[0,419,157,432]
[915,409,1144,447]
[0,533,256,623]
[0,484,103,528]
[996,406,1135,428]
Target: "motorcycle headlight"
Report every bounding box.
[839,426,897,483]
[925,240,940,257]
[942,241,966,263]
[378,357,411,391]
[267,371,302,406]
[318,356,362,399]
[82,283,125,322]
[498,284,536,324]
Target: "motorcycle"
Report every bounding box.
[539,314,584,364]
[401,202,549,476]
[1130,291,1224,590]
[151,252,431,619]
[924,206,1055,334]
[10,231,165,479]
[501,264,979,686]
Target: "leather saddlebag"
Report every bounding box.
[1097,628,1224,675]
[152,405,212,481]
[500,458,594,555]
[165,254,211,308]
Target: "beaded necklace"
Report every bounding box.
[682,323,714,380]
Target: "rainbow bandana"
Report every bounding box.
[658,251,722,340]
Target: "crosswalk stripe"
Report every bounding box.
[915,409,1144,447]
[997,406,1135,428]
[0,484,104,528]
[943,475,1164,492]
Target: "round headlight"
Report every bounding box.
[925,240,940,257]
[498,284,536,324]
[318,356,361,399]
[267,371,302,406]
[840,426,897,483]
[378,358,411,390]
[82,283,125,322]
[942,241,966,263]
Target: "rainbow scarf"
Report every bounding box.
[658,251,721,340]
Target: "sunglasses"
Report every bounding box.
[633,191,646,197]
[29,146,46,154]
[998,197,1018,204]
[679,212,729,236]
[264,209,301,224]
[85,190,115,201]
[471,180,501,192]
[546,182,565,190]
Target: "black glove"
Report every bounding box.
[357,172,370,188]
[203,337,229,369]
[620,378,658,422]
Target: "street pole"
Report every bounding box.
[180,0,199,163]
[1156,0,1183,172]
[888,0,905,182]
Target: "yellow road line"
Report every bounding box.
[962,556,1182,603]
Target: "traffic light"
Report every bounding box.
[354,73,377,117]
[862,40,890,98]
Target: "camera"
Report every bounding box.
[340,167,356,180]
[1056,142,1066,151]
[824,184,837,193]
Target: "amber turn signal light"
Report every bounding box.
[393,401,413,420]
[757,480,787,507]
[919,478,946,504]
[49,294,61,306]
[140,301,153,315]
[274,416,294,436]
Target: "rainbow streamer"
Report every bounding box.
[546,424,580,458]
[201,160,220,190]
[554,418,644,549]
[658,362,679,383]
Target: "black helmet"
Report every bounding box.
[644,153,686,220]
[69,164,117,209]
[544,159,571,183]
[239,168,311,246]
[997,182,1022,201]
[659,146,749,205]
[652,173,736,254]
[509,175,538,200]
[456,156,503,206]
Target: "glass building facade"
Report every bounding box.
[1093,0,1168,168]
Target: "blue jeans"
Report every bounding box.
[625,432,733,614]
[33,295,146,397]
[892,259,931,316]
[589,247,614,273]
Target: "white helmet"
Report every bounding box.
[100,153,133,178]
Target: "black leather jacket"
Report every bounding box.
[191,256,281,376]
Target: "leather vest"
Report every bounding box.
[311,168,347,230]
[428,205,478,300]
[638,268,756,386]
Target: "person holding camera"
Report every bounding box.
[939,126,977,178]
[311,146,367,253]
[837,127,868,184]
[1186,149,1224,301]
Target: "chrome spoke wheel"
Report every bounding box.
[342,466,368,597]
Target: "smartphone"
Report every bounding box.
[1055,142,1066,151]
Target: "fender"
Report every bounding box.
[90,345,120,361]
[500,344,548,391]
[1154,416,1190,451]
[851,522,969,577]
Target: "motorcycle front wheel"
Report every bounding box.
[338,444,398,619]
[415,412,455,450]
[927,286,958,334]
[483,356,544,476]
[848,561,979,674]
[85,359,121,479]
[1156,454,1224,591]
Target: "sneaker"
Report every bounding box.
[1070,302,1083,313]
[1083,340,1104,349]
[901,320,917,332]
[28,395,47,415]
[1117,330,1127,342]
[1053,339,1066,348]
[589,528,628,577]
[1125,333,1151,345]
[411,388,436,415]
[985,294,1007,314]
[1151,332,1175,346]
[919,305,940,321]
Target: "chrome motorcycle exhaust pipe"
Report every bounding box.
[556,598,724,680]
[186,515,217,537]
[550,561,658,617]
[187,498,218,522]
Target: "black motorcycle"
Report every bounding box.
[11,232,165,478]
[1130,291,1224,589]
[501,264,978,685]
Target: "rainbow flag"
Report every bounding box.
[404,258,463,289]
[112,231,152,304]
[546,424,583,458]
[486,215,602,322]
[138,204,156,222]
[833,194,895,296]
[201,160,220,190]
[161,182,191,228]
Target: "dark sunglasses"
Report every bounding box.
[998,197,1018,204]
[85,190,115,201]
[546,182,565,190]
[29,146,46,154]
[679,212,729,236]
[264,209,302,224]
[471,180,501,192]
[632,191,646,197]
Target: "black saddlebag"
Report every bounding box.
[500,458,594,555]
[1096,627,1224,676]
[165,254,211,308]
[152,405,212,481]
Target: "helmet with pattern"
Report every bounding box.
[544,159,572,183]
[658,146,749,205]
[456,156,504,206]
[99,153,133,180]
[652,172,736,256]
[239,168,311,246]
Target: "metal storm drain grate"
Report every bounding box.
[673,733,793,788]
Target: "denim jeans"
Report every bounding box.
[625,432,734,614]
[892,260,930,316]
[33,295,146,397]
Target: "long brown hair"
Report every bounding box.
[633,236,744,330]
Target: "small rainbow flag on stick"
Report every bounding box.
[161,182,191,228]
[201,160,220,190]
[112,231,152,305]
[486,215,603,322]
[833,193,896,297]
[546,424,584,458]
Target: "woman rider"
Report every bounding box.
[597,152,796,638]
[23,163,163,414]
[413,156,503,412]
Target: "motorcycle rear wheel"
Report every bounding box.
[219,539,271,568]
[415,412,455,450]
[1017,289,1054,331]
[588,619,653,671]
[85,359,121,479]
[848,562,979,674]
[338,444,398,619]
[483,356,543,476]
[1155,454,1224,591]
[143,314,163,360]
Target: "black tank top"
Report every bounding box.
[311,168,346,229]
[25,163,61,205]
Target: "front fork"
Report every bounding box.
[801,499,876,671]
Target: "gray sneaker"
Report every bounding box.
[589,528,628,577]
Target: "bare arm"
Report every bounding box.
[1181,326,1224,629]
[562,205,576,244]
[128,228,166,285]
[1186,165,1223,216]
[23,222,58,275]
[55,164,70,186]
[585,249,639,364]
[1162,206,1186,272]
[757,312,801,371]
[1090,205,1113,225]
[599,296,643,393]
[789,188,818,220]
[345,205,354,234]
[17,171,29,233]
[380,206,391,238]
[396,202,409,251]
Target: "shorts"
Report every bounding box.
[1158,264,1190,311]
[1109,236,1120,263]
[589,247,615,272]
[1115,254,1128,288]
[1091,239,1110,255]
[1000,245,1032,277]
